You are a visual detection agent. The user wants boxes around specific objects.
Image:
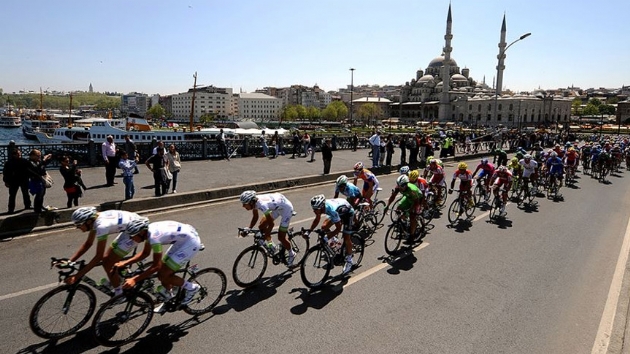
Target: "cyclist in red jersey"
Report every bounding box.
[490,166,512,215]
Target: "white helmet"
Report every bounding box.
[353,161,364,171]
[399,166,410,175]
[240,190,257,204]
[71,207,97,226]
[396,175,410,187]
[310,194,326,209]
[126,217,150,236]
[336,175,348,187]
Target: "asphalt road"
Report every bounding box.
[2,161,630,354]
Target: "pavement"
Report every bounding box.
[0,147,492,238]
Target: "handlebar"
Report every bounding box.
[50,257,85,283]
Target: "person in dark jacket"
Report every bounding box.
[59,155,82,208]
[385,134,395,167]
[145,147,169,196]
[321,139,333,175]
[3,149,31,214]
[398,134,407,166]
[291,131,301,158]
[26,149,53,213]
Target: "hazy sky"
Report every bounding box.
[1,0,628,96]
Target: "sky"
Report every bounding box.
[1,0,628,96]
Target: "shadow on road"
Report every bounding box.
[17,328,100,354]
[223,271,294,313]
[289,280,346,315]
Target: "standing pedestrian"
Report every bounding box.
[217,128,230,160]
[118,150,137,200]
[271,131,280,158]
[166,144,181,193]
[322,138,333,175]
[385,134,395,167]
[352,133,359,152]
[102,135,117,186]
[399,134,407,166]
[379,139,386,167]
[291,131,300,158]
[3,149,31,214]
[260,130,269,157]
[124,134,139,174]
[145,147,169,197]
[308,135,317,162]
[59,156,82,208]
[302,132,311,157]
[27,149,53,213]
[152,140,165,155]
[368,131,381,168]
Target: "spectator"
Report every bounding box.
[399,134,407,166]
[352,133,358,152]
[118,150,137,200]
[379,139,386,167]
[331,134,338,150]
[291,131,301,158]
[368,131,381,168]
[166,144,182,193]
[59,156,82,208]
[302,132,311,157]
[152,140,165,155]
[321,138,333,175]
[146,147,169,197]
[27,149,52,213]
[260,130,269,157]
[217,128,230,160]
[3,149,31,214]
[308,135,317,162]
[124,134,139,174]
[271,131,280,158]
[102,135,117,186]
[385,134,395,167]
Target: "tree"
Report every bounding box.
[356,103,383,127]
[146,103,166,120]
[571,98,582,116]
[599,104,616,115]
[321,106,337,121]
[328,101,348,121]
[306,106,321,122]
[607,97,619,105]
[295,105,307,121]
[199,113,215,125]
[589,98,602,107]
[280,105,298,122]
[582,103,599,116]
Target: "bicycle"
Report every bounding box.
[29,257,150,340]
[232,227,309,288]
[488,186,508,221]
[384,209,427,255]
[447,189,476,226]
[300,229,365,289]
[473,175,491,205]
[546,173,561,200]
[518,177,538,206]
[354,188,386,237]
[92,249,226,347]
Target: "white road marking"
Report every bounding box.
[340,242,430,289]
[0,283,58,302]
[591,214,630,353]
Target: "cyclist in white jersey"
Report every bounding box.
[116,219,202,309]
[519,154,539,191]
[239,191,297,267]
[65,207,143,296]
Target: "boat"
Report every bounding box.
[22,116,62,140]
[0,107,22,128]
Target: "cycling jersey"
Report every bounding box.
[335,182,361,199]
[546,157,564,175]
[413,177,430,194]
[452,169,473,190]
[354,169,380,192]
[476,162,496,178]
[565,151,578,162]
[94,210,142,242]
[399,183,423,214]
[146,221,202,271]
[255,193,294,231]
[519,159,538,178]
[426,165,445,184]
[324,198,355,234]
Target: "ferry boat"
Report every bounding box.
[0,107,22,128]
[22,118,62,140]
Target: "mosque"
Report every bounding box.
[392,5,572,129]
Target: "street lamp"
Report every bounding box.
[493,32,531,128]
[349,68,355,129]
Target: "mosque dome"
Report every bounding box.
[418,74,434,84]
[451,74,468,83]
[428,55,458,68]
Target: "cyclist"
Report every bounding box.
[472,158,496,202]
[545,151,564,188]
[239,190,297,267]
[519,154,538,197]
[422,159,446,204]
[492,148,508,166]
[399,165,410,176]
[449,162,474,208]
[385,175,424,242]
[490,166,513,215]
[307,195,355,274]
[408,169,430,210]
[65,207,143,296]
[352,161,380,205]
[564,147,579,176]
[425,155,444,168]
[334,175,362,207]
[116,219,203,312]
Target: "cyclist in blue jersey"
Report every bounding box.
[545,151,565,187]
[334,175,362,207]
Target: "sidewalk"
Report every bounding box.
[0,148,492,237]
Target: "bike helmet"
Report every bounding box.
[523,154,532,160]
[481,158,489,164]
[310,194,326,209]
[429,159,437,165]
[240,190,257,204]
[457,162,468,170]
[71,207,97,226]
[409,170,419,182]
[336,175,348,187]
[353,162,364,171]
[568,147,575,152]
[399,166,410,175]
[497,166,507,173]
[511,157,519,164]
[550,151,558,158]
[396,175,409,187]
[565,142,572,147]
[126,217,150,237]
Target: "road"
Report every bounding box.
[2,162,630,354]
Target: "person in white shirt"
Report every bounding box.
[101,135,117,186]
[368,131,381,168]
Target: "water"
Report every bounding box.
[0,127,31,145]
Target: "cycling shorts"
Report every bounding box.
[110,232,137,258]
[163,235,201,271]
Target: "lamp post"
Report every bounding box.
[349,68,355,130]
[493,32,531,126]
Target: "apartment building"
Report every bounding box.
[238,92,281,120]
[171,86,234,121]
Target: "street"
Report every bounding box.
[2,163,630,354]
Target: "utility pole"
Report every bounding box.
[189,72,198,132]
[349,68,355,129]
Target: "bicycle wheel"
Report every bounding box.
[489,197,498,219]
[287,232,310,266]
[183,268,227,315]
[92,291,154,347]
[464,196,476,218]
[447,199,461,226]
[300,246,332,289]
[349,233,365,267]
[436,188,447,208]
[389,197,402,222]
[384,222,404,256]
[473,184,484,205]
[370,200,387,227]
[232,245,268,288]
[29,284,96,339]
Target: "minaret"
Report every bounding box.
[495,14,507,97]
[439,3,453,121]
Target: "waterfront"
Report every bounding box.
[0,127,30,145]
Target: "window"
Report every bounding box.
[487,114,491,121]
[497,114,502,121]
[498,104,502,111]
[487,104,491,111]
[509,104,513,111]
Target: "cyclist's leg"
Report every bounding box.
[159,237,201,289]
[105,232,137,291]
[277,209,293,250]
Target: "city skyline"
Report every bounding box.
[1,0,628,96]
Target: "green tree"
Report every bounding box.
[199,113,215,125]
[599,104,616,115]
[571,98,582,116]
[280,105,298,122]
[146,103,166,119]
[356,103,383,127]
[589,98,602,107]
[306,106,321,121]
[295,105,307,121]
[321,105,337,121]
[607,97,619,105]
[582,103,599,116]
[328,101,348,121]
